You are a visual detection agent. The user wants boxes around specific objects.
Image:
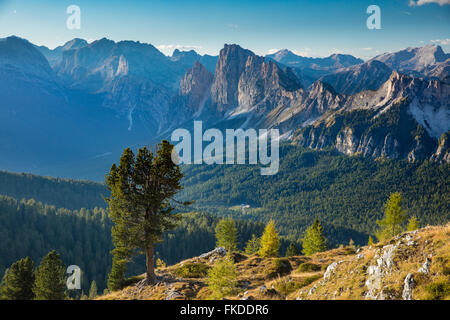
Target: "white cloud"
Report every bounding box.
[362,47,373,51]
[156,44,203,55]
[293,48,314,57]
[431,38,450,45]
[267,48,280,54]
[409,0,450,6]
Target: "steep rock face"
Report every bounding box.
[430,132,450,163]
[54,38,189,134]
[167,62,214,126]
[235,55,302,117]
[422,58,450,83]
[210,44,255,114]
[292,71,449,162]
[320,60,392,95]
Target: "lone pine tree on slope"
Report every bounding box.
[106,141,189,286]
[302,219,327,256]
[376,192,408,241]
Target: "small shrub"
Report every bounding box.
[174,263,210,278]
[207,258,238,299]
[272,277,296,296]
[265,258,292,279]
[297,274,321,288]
[273,274,322,297]
[297,262,321,273]
[424,280,450,300]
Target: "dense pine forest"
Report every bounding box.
[0,171,107,210]
[179,145,449,243]
[0,144,448,294]
[0,195,266,293]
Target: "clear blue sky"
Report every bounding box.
[0,0,449,59]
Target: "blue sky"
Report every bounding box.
[0,0,449,59]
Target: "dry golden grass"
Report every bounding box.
[99,223,449,300]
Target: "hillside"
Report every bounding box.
[0,171,107,210]
[179,145,450,245]
[100,223,450,300]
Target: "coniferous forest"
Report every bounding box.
[0,145,448,295]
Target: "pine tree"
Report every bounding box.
[105,141,189,285]
[368,236,374,246]
[407,216,420,231]
[88,280,97,299]
[206,258,238,300]
[285,242,300,257]
[244,234,261,255]
[107,245,130,291]
[0,257,35,300]
[301,219,327,256]
[215,218,237,252]
[376,192,407,241]
[259,220,280,257]
[33,250,67,300]
[348,238,355,249]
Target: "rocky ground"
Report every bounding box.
[100,223,449,300]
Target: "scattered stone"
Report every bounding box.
[402,273,415,300]
[365,244,398,299]
[323,261,342,281]
[199,247,227,260]
[418,258,431,274]
[165,290,184,300]
[308,285,317,296]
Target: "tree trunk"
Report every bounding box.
[146,245,155,284]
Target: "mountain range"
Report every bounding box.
[1,35,449,179]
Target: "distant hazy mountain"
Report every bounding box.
[265,49,364,87]
[266,49,363,70]
[36,38,88,66]
[370,45,449,76]
[170,49,218,74]
[0,36,165,179]
[0,36,448,179]
[320,60,392,95]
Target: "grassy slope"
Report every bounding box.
[100,223,450,300]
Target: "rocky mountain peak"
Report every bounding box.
[0,36,53,78]
[179,61,213,97]
[210,44,255,112]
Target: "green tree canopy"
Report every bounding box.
[244,234,261,255]
[259,220,281,257]
[376,192,408,241]
[89,280,97,299]
[407,216,420,232]
[106,141,188,285]
[33,250,67,300]
[285,242,300,257]
[0,257,35,300]
[301,219,327,256]
[206,258,238,300]
[215,218,237,252]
